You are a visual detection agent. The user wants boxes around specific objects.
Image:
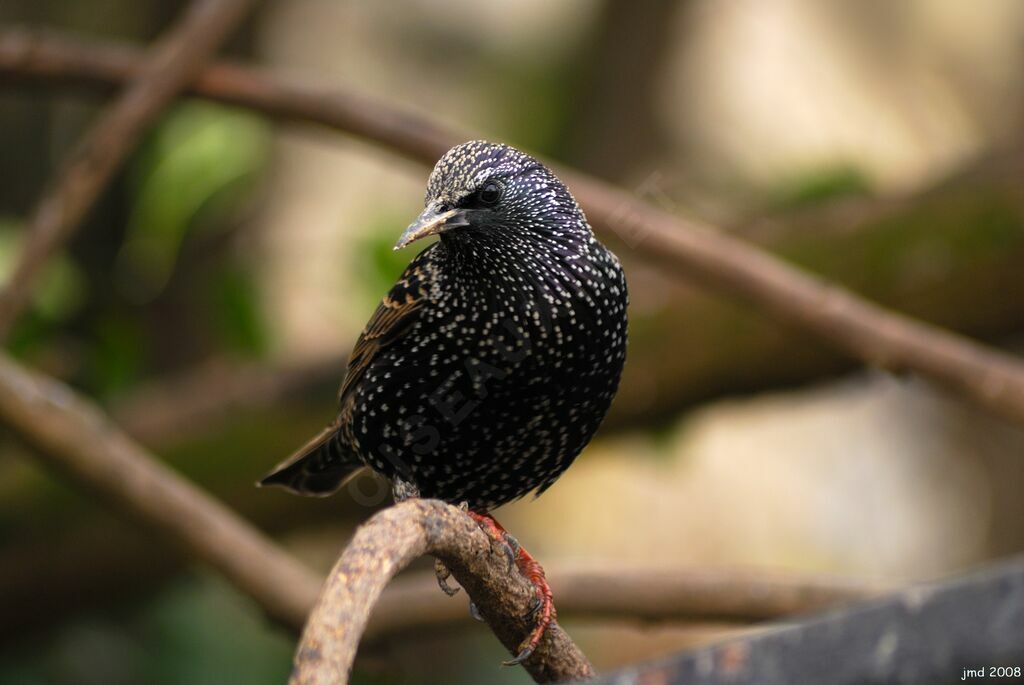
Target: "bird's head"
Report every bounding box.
[394,140,587,251]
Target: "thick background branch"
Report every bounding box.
[111,354,345,444]
[293,499,592,685]
[0,350,319,631]
[106,145,1024,437]
[3,30,1024,426]
[366,565,884,641]
[0,2,254,338]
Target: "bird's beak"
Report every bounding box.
[394,205,470,250]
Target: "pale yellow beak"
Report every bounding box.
[394,206,471,250]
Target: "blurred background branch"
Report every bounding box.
[363,565,884,642]
[0,350,319,630]
[3,29,1024,429]
[111,354,346,443]
[100,142,1024,435]
[0,1,254,338]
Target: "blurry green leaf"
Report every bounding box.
[486,60,577,156]
[34,256,86,321]
[118,102,270,301]
[142,576,292,685]
[767,165,872,211]
[0,575,293,685]
[355,214,416,304]
[88,316,146,397]
[208,264,269,358]
[0,219,87,322]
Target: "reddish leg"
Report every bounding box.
[467,510,556,666]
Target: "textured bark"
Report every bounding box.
[291,499,593,684]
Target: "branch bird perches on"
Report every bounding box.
[292,499,593,684]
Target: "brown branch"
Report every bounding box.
[0,350,319,632]
[108,143,1024,438]
[578,186,1024,425]
[0,29,453,167]
[365,565,885,641]
[110,354,345,444]
[293,499,593,684]
[0,2,254,339]
[3,30,1024,425]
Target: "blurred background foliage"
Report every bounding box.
[1,0,1024,684]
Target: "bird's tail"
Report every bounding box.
[258,424,364,497]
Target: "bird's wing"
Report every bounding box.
[337,254,434,413]
[261,253,435,496]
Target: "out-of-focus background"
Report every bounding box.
[2,1,1024,683]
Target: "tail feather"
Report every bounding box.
[258,424,363,497]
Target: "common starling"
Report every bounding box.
[261,140,628,662]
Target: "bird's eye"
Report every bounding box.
[477,182,502,206]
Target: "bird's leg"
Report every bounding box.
[466,510,556,666]
[391,476,420,503]
[502,542,555,665]
[465,509,517,569]
[393,479,459,597]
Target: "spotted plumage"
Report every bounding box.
[261,140,628,513]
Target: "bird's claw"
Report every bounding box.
[507,546,555,667]
[503,533,521,572]
[465,511,518,571]
[469,601,485,623]
[434,558,460,597]
[526,596,543,620]
[463,510,557,669]
[502,644,535,667]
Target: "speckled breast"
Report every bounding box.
[351,242,628,511]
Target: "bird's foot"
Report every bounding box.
[502,543,555,665]
[466,511,556,666]
[434,557,460,596]
[466,510,517,570]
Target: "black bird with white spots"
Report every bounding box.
[262,140,628,510]
[261,140,628,663]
